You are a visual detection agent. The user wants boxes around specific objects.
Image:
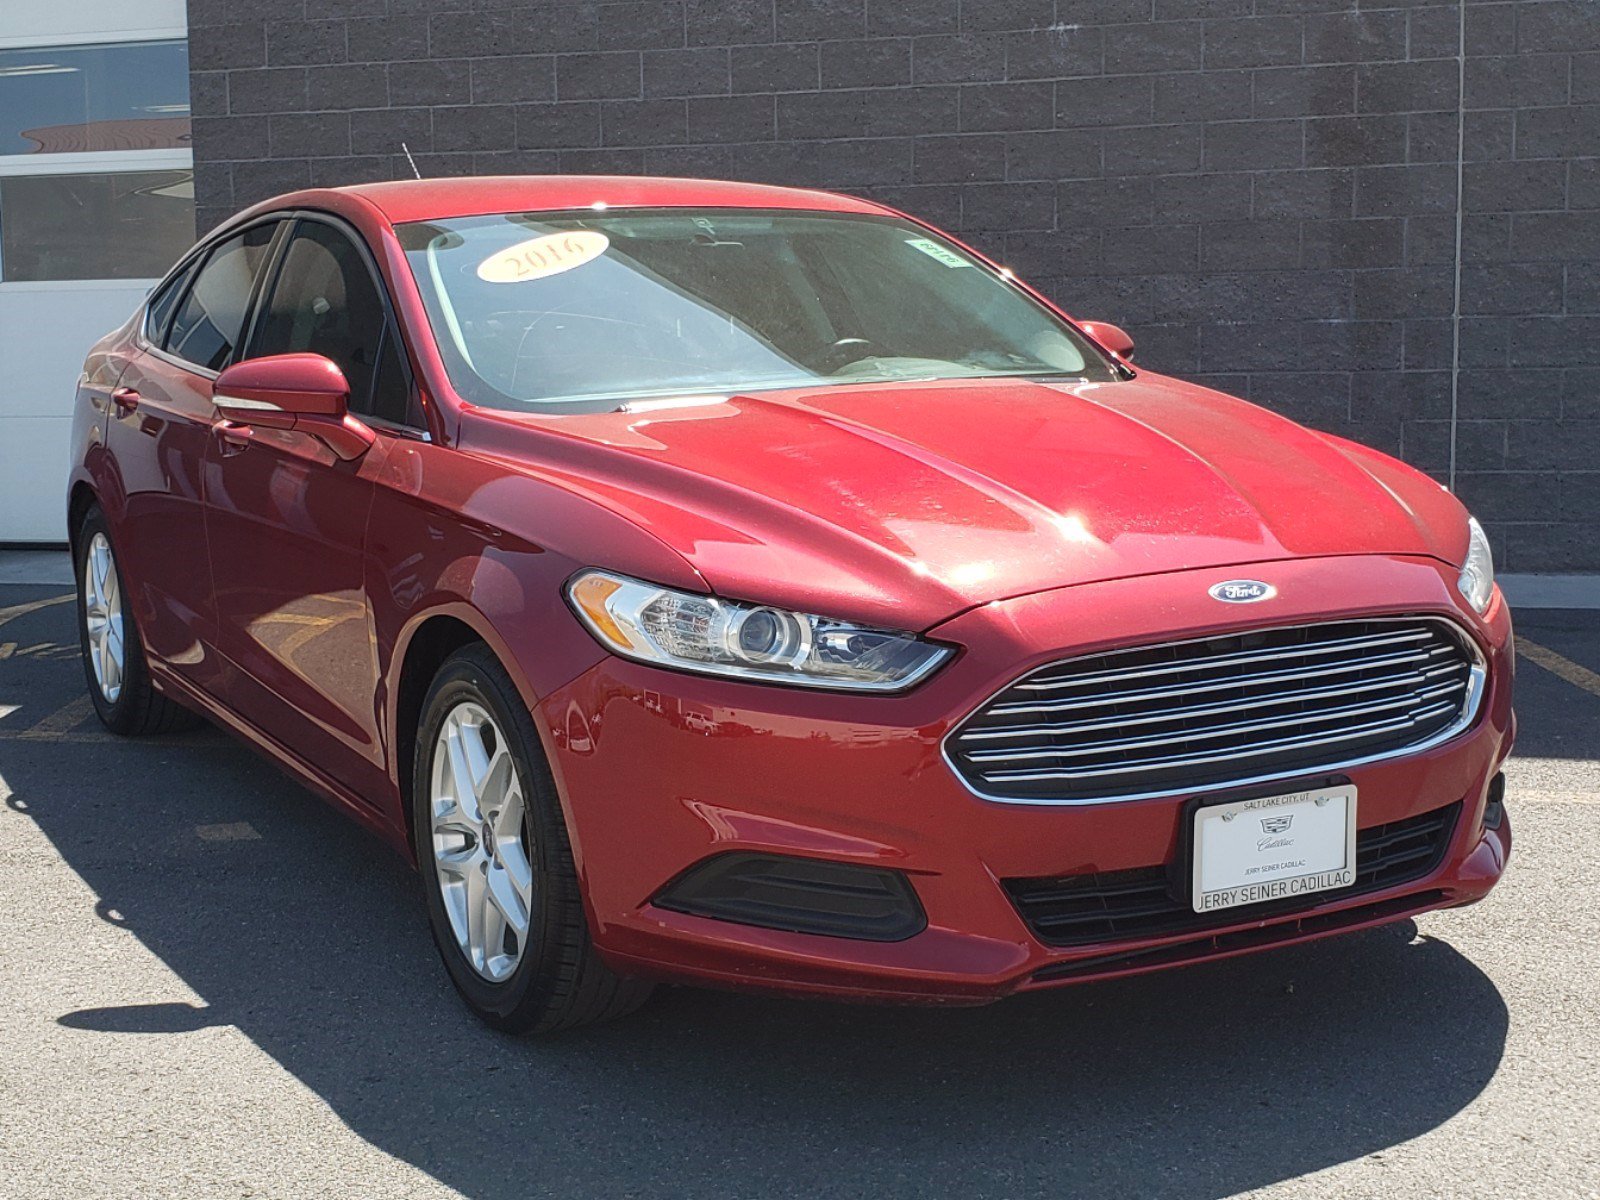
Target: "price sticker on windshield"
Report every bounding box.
[905,237,971,268]
[477,230,609,283]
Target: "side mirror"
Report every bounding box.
[213,353,375,461]
[1079,320,1135,362]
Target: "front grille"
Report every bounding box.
[947,617,1482,803]
[1007,800,1461,949]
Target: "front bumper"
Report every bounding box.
[536,554,1514,1003]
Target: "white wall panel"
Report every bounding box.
[0,0,184,44]
[0,1,186,541]
[0,415,77,541]
[0,283,149,539]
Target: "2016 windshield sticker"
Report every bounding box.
[477,230,610,283]
[905,238,971,268]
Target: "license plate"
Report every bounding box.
[1192,785,1357,914]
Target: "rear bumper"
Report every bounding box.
[536,553,1514,1003]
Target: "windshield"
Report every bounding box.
[396,208,1121,412]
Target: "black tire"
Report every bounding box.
[412,643,653,1033]
[74,505,202,737]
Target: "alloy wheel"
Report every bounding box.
[429,701,536,982]
[82,532,125,704]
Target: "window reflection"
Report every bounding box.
[0,171,196,281]
[0,40,190,155]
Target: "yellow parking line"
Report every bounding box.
[1517,636,1600,700]
[0,593,74,630]
[1516,789,1600,805]
[19,695,94,739]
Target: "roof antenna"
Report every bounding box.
[400,142,421,180]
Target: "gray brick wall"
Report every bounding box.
[187,0,1600,571]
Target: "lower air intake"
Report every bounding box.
[1007,800,1461,948]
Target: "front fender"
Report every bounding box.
[364,436,702,856]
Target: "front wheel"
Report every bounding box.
[412,644,652,1033]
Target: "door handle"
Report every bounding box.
[111,386,140,415]
[213,419,254,456]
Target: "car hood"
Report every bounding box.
[462,373,1467,631]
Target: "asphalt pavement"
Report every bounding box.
[1,578,1596,1199]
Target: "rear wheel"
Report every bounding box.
[75,506,200,736]
[412,644,652,1033]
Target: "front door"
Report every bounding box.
[202,215,420,803]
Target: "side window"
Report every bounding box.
[252,219,414,424]
[368,326,421,427]
[144,257,195,345]
[165,223,278,371]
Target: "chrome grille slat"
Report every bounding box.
[1016,627,1435,692]
[945,617,1485,803]
[983,701,1459,784]
[959,665,1468,743]
[986,644,1457,718]
[962,682,1468,763]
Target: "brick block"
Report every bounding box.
[598,98,686,146]
[347,17,429,64]
[913,34,1008,84]
[518,101,604,149]
[775,0,867,41]
[1154,70,1252,121]
[867,0,959,36]
[229,67,309,115]
[686,0,776,46]
[267,20,348,67]
[308,63,389,111]
[821,39,912,89]
[1303,11,1407,65]
[558,52,643,101]
[433,104,516,153]
[1004,26,1103,80]
[645,48,733,98]
[1204,17,1304,69]
[471,56,559,105]
[1055,76,1153,127]
[915,133,1008,182]
[779,86,960,139]
[1203,117,1304,170]
[390,60,472,107]
[731,44,817,93]
[599,2,689,51]
[268,112,351,157]
[687,94,776,142]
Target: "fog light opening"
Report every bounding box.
[1482,771,1506,832]
[653,852,927,942]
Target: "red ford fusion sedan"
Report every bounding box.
[66,176,1513,1032]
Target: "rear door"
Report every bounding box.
[202,213,422,802]
[107,220,284,685]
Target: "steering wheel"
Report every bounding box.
[818,337,876,373]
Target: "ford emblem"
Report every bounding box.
[1208,579,1276,603]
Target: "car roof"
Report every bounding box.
[328,175,895,224]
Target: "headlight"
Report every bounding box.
[1458,516,1496,614]
[566,570,952,691]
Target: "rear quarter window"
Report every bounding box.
[143,259,195,346]
[164,222,278,372]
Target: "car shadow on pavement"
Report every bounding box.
[1,723,1507,1200]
